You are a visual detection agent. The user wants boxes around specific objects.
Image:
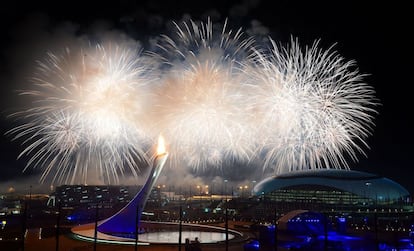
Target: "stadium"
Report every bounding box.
[247,169,414,250]
[252,169,411,214]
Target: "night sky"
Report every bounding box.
[0,1,412,193]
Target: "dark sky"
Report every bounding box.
[0,0,412,193]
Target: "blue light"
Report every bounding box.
[244,239,260,250]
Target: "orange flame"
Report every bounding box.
[157,134,166,155]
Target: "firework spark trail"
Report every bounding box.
[247,38,378,173]
[7,43,157,184]
[150,18,260,171]
[6,19,379,185]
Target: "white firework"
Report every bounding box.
[6,19,380,184]
[151,18,259,171]
[247,38,378,173]
[7,43,157,185]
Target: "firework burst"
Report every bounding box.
[5,18,380,184]
[150,18,259,171]
[7,43,157,184]
[247,38,379,173]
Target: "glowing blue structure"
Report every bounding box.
[97,152,168,237]
[253,169,410,203]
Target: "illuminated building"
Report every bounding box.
[252,169,412,218]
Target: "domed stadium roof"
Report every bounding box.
[252,169,410,201]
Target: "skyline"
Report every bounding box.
[0,1,412,193]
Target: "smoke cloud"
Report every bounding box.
[0,3,272,191]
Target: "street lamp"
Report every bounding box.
[197,185,202,210]
[224,179,228,251]
[224,180,228,197]
[238,185,249,198]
